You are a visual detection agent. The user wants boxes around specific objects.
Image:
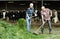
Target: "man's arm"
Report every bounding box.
[26,9,30,19]
[49,9,52,17]
[50,10,52,17]
[41,15,45,24]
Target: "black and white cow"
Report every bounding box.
[52,9,59,23]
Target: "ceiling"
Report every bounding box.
[0,0,60,1]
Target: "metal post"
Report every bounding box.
[35,0,37,10]
[6,3,7,10]
[34,1,37,10]
[41,0,43,6]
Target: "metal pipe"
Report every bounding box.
[41,0,43,6]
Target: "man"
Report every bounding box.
[41,6,52,34]
[26,3,34,32]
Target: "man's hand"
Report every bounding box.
[42,20,45,24]
[43,21,45,24]
[27,14,30,19]
[27,16,30,19]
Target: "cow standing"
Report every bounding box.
[52,9,59,23]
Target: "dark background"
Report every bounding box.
[0,0,60,1]
[0,1,60,10]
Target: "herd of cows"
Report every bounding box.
[0,9,60,23]
[0,10,26,21]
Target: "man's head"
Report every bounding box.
[41,6,46,11]
[29,3,34,8]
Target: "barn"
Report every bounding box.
[0,0,60,24]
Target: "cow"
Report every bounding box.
[52,9,59,23]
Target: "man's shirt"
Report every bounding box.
[41,8,52,20]
[26,8,34,18]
